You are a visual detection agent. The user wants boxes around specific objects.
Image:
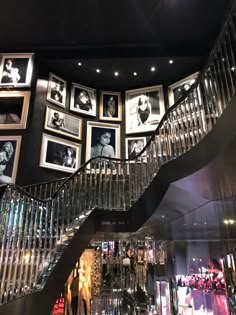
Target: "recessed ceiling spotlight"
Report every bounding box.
[114,71,119,76]
[161,215,165,218]
[150,67,156,72]
[169,59,174,64]
[96,69,100,73]
[133,72,137,76]
[78,62,82,66]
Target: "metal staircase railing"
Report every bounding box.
[0,0,236,307]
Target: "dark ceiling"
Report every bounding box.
[0,0,233,90]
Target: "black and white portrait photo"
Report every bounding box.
[0,53,34,87]
[99,91,122,121]
[125,137,146,161]
[0,136,21,184]
[86,121,120,161]
[125,85,165,134]
[168,72,199,106]
[47,73,67,107]
[44,106,82,140]
[70,83,96,117]
[40,134,81,173]
[0,91,30,129]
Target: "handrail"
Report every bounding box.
[0,0,236,307]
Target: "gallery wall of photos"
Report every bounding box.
[0,52,199,185]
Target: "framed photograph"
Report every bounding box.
[0,136,21,184]
[125,137,147,162]
[168,72,199,106]
[70,83,96,117]
[46,73,67,107]
[40,134,81,173]
[44,106,82,140]
[0,91,30,129]
[86,121,120,161]
[125,85,165,134]
[0,53,34,87]
[99,91,122,121]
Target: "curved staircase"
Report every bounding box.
[1,2,236,314]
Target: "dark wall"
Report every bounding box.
[15,60,171,186]
[1,56,172,187]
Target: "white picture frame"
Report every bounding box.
[0,135,22,184]
[40,134,81,173]
[47,73,67,108]
[0,53,34,87]
[70,83,97,117]
[125,85,165,134]
[168,72,199,107]
[125,136,147,162]
[0,90,30,129]
[86,121,120,162]
[44,106,82,141]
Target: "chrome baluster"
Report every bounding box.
[115,161,121,211]
[181,101,191,150]
[207,64,223,118]
[92,162,98,209]
[4,191,22,302]
[195,82,208,135]
[185,95,196,147]
[222,37,235,98]
[214,51,228,110]
[121,160,129,210]
[118,161,125,211]
[147,140,155,182]
[158,127,165,164]
[218,46,231,104]
[127,160,135,207]
[88,164,94,210]
[27,200,42,294]
[15,193,33,296]
[11,194,26,298]
[176,104,187,153]
[140,148,148,192]
[229,18,236,73]
[162,119,170,160]
[151,137,160,175]
[226,24,236,90]
[174,109,184,156]
[169,111,179,157]
[190,87,201,143]
[211,59,224,115]
[204,71,217,126]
